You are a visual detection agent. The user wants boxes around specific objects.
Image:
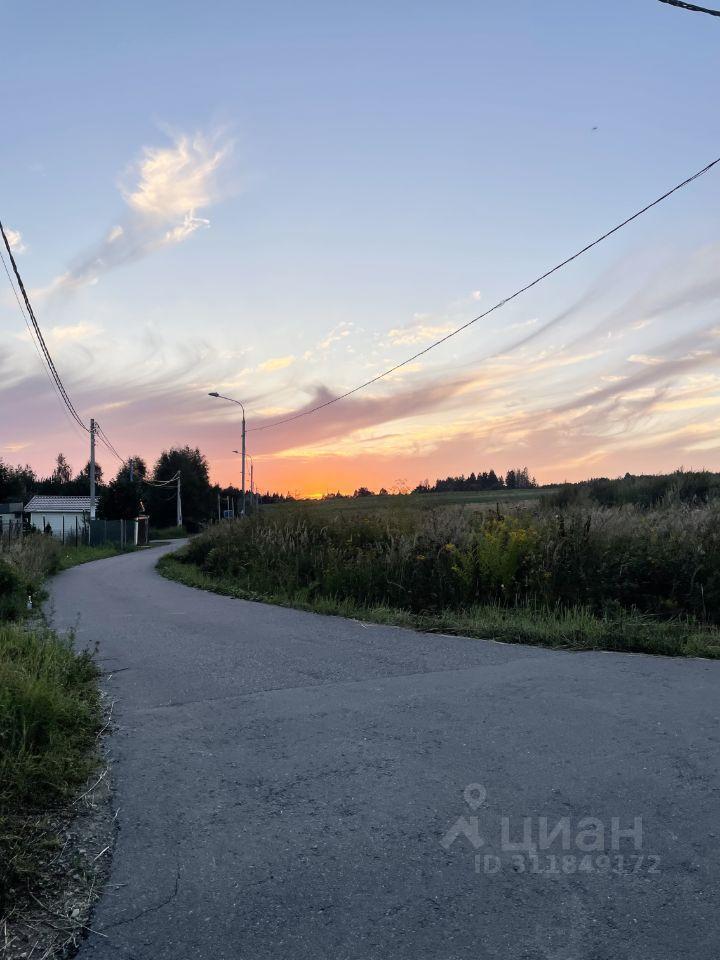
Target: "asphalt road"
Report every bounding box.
[49,542,720,960]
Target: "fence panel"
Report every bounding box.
[88,518,124,546]
[0,517,23,542]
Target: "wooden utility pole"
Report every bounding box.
[90,418,96,520]
[176,472,183,528]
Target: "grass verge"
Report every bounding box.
[149,525,186,540]
[158,553,720,659]
[0,622,101,916]
[57,543,135,571]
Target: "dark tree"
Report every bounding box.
[0,460,37,501]
[74,460,104,488]
[487,469,503,489]
[99,457,147,520]
[52,453,73,486]
[116,456,148,482]
[99,478,144,520]
[414,469,507,494]
[148,446,213,531]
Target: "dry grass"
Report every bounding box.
[161,500,720,658]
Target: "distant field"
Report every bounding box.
[263,487,556,515]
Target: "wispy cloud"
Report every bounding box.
[49,322,103,342]
[259,355,295,372]
[387,315,457,346]
[628,353,663,365]
[123,132,229,218]
[38,128,233,296]
[4,227,26,254]
[317,322,352,351]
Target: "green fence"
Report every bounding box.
[88,518,148,547]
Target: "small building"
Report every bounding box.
[24,497,149,546]
[25,495,91,540]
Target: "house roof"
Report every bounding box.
[25,495,92,514]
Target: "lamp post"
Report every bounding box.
[233,450,255,513]
[209,392,246,516]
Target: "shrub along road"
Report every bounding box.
[49,542,719,959]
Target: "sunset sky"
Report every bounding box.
[2,1,720,497]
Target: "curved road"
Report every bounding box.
[49,542,719,959]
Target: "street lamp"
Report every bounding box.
[209,392,246,516]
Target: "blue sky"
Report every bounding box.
[2,1,719,493]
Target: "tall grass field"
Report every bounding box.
[162,490,720,658]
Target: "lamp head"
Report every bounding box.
[208,391,220,397]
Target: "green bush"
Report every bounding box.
[548,469,720,509]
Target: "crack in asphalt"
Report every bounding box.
[142,656,550,712]
[100,868,180,932]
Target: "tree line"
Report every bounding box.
[414,466,537,494]
[0,448,293,532]
[319,466,537,499]
[1,450,538,520]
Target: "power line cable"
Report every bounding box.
[248,154,720,433]
[0,219,128,463]
[658,0,720,16]
[0,245,88,442]
[95,423,126,465]
[142,472,180,487]
[0,218,88,431]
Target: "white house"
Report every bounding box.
[25,495,91,540]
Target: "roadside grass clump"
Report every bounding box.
[0,622,101,913]
[162,502,720,657]
[159,553,720,658]
[149,525,186,540]
[0,534,61,583]
[0,534,61,619]
[0,533,107,918]
[0,562,28,622]
[56,543,132,570]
